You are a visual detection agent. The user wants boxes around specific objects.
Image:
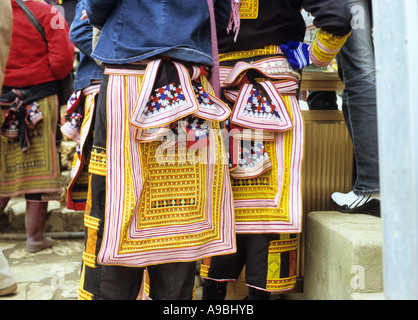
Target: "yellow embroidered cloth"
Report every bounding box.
[0,95,62,197]
[231,95,304,233]
[220,57,304,234]
[96,67,236,267]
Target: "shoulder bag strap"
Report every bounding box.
[15,0,47,43]
[206,0,220,97]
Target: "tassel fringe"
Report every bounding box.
[227,0,241,42]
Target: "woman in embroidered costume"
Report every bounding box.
[200,0,352,299]
[0,0,18,297]
[61,0,104,212]
[77,0,236,300]
[0,0,74,253]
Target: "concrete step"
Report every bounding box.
[303,211,383,300]
[351,292,385,300]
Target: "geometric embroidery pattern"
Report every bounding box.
[266,237,298,291]
[239,0,259,19]
[244,87,280,119]
[238,140,269,169]
[230,94,303,233]
[144,83,185,118]
[89,146,107,176]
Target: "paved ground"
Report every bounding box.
[0,237,211,300]
[0,195,86,300]
[0,237,303,301]
[0,238,84,300]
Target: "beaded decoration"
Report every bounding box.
[245,87,280,119]
[230,81,294,132]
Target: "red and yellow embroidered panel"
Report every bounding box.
[97,71,236,267]
[231,95,303,233]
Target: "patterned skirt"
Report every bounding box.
[0,94,61,198]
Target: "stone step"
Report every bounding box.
[303,211,383,300]
[0,196,84,235]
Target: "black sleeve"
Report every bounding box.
[214,0,231,31]
[85,0,118,29]
[302,0,352,36]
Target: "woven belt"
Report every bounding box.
[219,45,283,62]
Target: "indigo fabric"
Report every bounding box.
[85,0,228,66]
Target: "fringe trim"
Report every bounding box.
[227,0,241,42]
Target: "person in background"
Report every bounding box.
[201,0,352,300]
[0,0,74,253]
[61,0,103,211]
[61,0,107,300]
[0,0,18,297]
[307,91,339,110]
[331,0,380,217]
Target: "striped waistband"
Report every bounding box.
[219,45,283,62]
[104,67,146,76]
[219,56,301,88]
[104,63,205,81]
[81,82,101,96]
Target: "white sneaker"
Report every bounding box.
[331,190,380,217]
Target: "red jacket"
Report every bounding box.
[4,0,74,88]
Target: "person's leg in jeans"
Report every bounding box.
[332,0,380,216]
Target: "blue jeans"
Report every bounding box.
[336,0,379,195]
